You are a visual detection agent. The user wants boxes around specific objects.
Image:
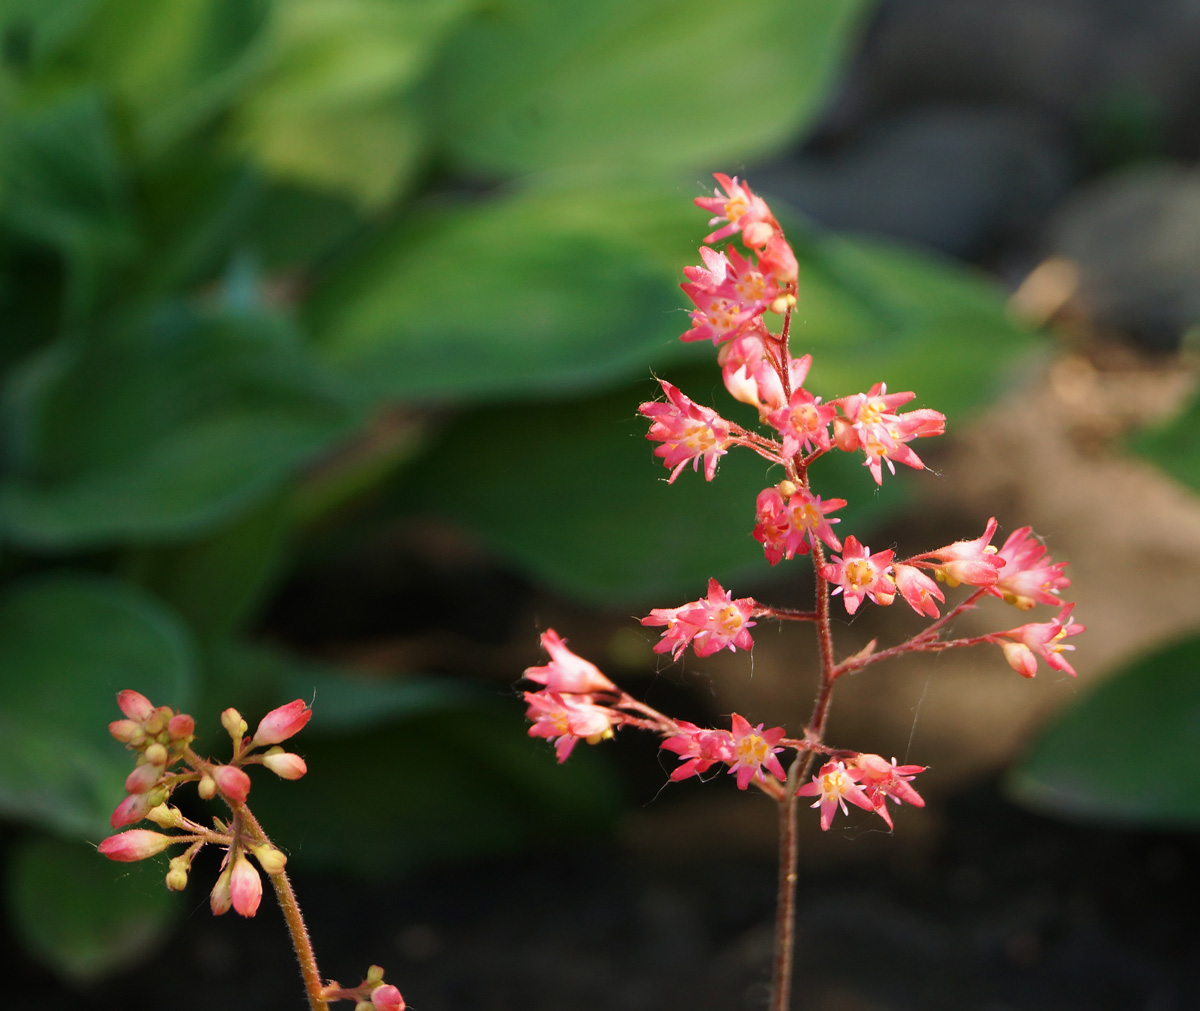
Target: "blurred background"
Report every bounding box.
[2,0,1200,1008]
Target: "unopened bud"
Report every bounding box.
[366,966,386,985]
[143,708,169,736]
[198,775,216,800]
[143,742,168,766]
[210,864,233,915]
[166,855,190,891]
[252,699,313,747]
[109,719,142,744]
[262,749,308,780]
[211,764,252,803]
[221,708,248,741]
[371,984,405,1011]
[99,829,175,862]
[168,713,195,740]
[146,804,182,829]
[116,690,155,723]
[777,479,797,499]
[252,843,287,876]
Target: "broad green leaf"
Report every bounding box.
[244,701,622,878]
[68,0,270,154]
[0,307,356,547]
[1008,635,1200,827]
[1129,387,1200,495]
[0,575,196,837]
[5,833,178,982]
[435,0,871,175]
[231,0,469,206]
[0,0,99,70]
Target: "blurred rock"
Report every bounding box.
[1047,164,1200,349]
[759,107,1073,259]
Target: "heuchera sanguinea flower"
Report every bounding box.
[695,173,777,247]
[681,246,777,345]
[797,760,875,830]
[727,714,787,790]
[524,629,616,694]
[821,536,896,614]
[639,380,731,482]
[641,578,755,659]
[524,690,615,763]
[753,485,845,565]
[660,721,735,781]
[994,604,1084,678]
[834,384,945,485]
[892,564,945,618]
[767,385,836,459]
[850,754,926,829]
[988,526,1071,610]
[924,517,1004,587]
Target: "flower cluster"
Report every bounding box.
[522,173,1084,838]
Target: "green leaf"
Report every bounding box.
[231,0,470,206]
[0,575,196,837]
[1008,635,1200,827]
[0,0,100,71]
[1128,386,1200,495]
[244,700,622,878]
[0,307,356,547]
[5,833,178,983]
[309,180,708,404]
[435,0,870,175]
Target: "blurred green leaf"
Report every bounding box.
[1129,386,1200,494]
[245,701,622,878]
[69,0,270,153]
[5,833,178,983]
[0,574,196,837]
[1008,635,1200,827]
[0,307,356,547]
[0,0,100,71]
[231,0,470,206]
[435,0,870,175]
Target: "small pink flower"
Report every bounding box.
[98,829,176,862]
[835,384,945,485]
[994,604,1084,678]
[524,690,615,763]
[680,246,776,345]
[371,985,406,1011]
[524,629,616,694]
[718,327,786,415]
[642,579,756,659]
[211,764,251,803]
[893,564,945,618]
[727,714,787,790]
[639,380,731,483]
[262,751,308,780]
[116,690,156,723]
[660,721,735,782]
[797,760,875,830]
[927,517,1004,587]
[694,173,777,247]
[988,527,1071,610]
[850,754,926,829]
[767,384,836,459]
[230,851,262,917]
[752,485,847,565]
[821,536,896,614]
[252,699,312,747]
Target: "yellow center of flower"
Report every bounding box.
[736,733,768,764]
[821,769,849,797]
[684,423,717,452]
[844,559,875,591]
[718,605,743,634]
[724,196,747,222]
[790,501,819,530]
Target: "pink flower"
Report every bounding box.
[834,384,945,485]
[892,564,945,618]
[262,751,308,780]
[797,760,875,830]
[727,714,787,790]
[639,380,731,483]
[371,985,406,1011]
[926,517,1004,587]
[252,699,312,747]
[660,721,735,781]
[767,383,836,459]
[211,764,251,803]
[718,327,786,414]
[694,173,777,247]
[98,829,176,862]
[821,536,896,614]
[988,527,1071,610]
[753,485,846,565]
[994,604,1084,678]
[230,851,262,917]
[524,690,615,763]
[850,754,926,829]
[523,629,616,694]
[680,246,775,345]
[642,579,756,659]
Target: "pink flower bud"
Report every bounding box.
[124,762,162,795]
[262,750,307,780]
[116,690,155,722]
[98,829,175,862]
[111,791,154,828]
[1000,641,1038,678]
[372,984,406,1011]
[252,699,313,747]
[211,765,251,803]
[108,719,142,744]
[230,851,262,917]
[168,713,195,740]
[210,864,232,915]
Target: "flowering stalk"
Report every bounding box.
[98,692,405,1011]
[520,174,1083,1011]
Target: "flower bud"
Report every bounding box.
[146,804,182,829]
[143,742,168,766]
[371,984,405,1011]
[211,764,251,803]
[229,851,262,917]
[168,713,195,740]
[143,708,170,736]
[111,792,154,828]
[99,829,175,862]
[210,864,233,915]
[125,762,162,795]
[166,855,191,891]
[117,690,155,722]
[262,749,307,780]
[108,719,142,744]
[221,708,248,741]
[252,699,313,747]
[198,775,216,800]
[252,843,287,876]
[1001,641,1038,678]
